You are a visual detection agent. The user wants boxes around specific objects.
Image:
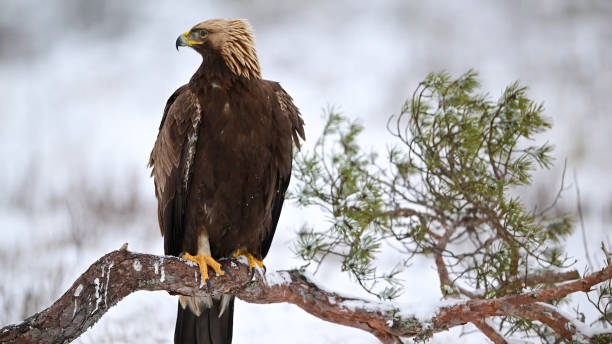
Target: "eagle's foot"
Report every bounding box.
[182,253,225,286]
[232,249,264,276]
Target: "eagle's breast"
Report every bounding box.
[183,81,277,258]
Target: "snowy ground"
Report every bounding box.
[1,1,611,343]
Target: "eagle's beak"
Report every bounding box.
[176,31,204,51]
[176,31,189,51]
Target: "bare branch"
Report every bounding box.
[471,319,506,344]
[520,270,581,287]
[575,170,595,269]
[1,248,611,343]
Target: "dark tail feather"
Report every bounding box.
[174,297,234,344]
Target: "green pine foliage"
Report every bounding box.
[291,70,590,341]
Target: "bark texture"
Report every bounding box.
[1,246,611,343]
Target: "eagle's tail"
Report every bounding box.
[174,295,234,344]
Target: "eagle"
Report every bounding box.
[148,19,305,344]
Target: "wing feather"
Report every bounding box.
[260,83,305,258]
[149,85,202,256]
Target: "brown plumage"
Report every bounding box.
[148,19,304,344]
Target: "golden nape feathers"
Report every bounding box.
[193,19,261,80]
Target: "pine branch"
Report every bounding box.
[1,246,611,343]
[471,319,506,344]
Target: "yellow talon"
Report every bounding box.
[182,253,225,283]
[232,249,264,269]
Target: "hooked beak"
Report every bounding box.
[175,31,203,51]
[176,32,188,51]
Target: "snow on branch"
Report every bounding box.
[1,246,611,344]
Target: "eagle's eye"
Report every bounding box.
[197,30,208,38]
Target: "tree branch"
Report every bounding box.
[471,319,506,344]
[1,247,611,343]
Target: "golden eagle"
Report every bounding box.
[149,19,305,344]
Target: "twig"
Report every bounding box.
[575,170,594,269]
[535,159,568,217]
[472,319,506,344]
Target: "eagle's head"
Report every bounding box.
[176,19,261,80]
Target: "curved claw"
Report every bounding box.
[232,249,264,268]
[221,264,234,280]
[231,249,266,281]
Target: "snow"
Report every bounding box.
[104,263,113,308]
[266,271,292,287]
[74,284,83,297]
[234,254,250,267]
[398,298,469,323]
[132,259,142,272]
[92,278,101,315]
[536,301,604,340]
[73,284,84,318]
[183,259,198,268]
[507,340,533,344]
[341,299,393,313]
[1,1,611,343]
[338,295,467,325]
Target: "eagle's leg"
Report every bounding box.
[232,249,264,273]
[182,252,225,286]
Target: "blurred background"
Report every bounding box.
[1,1,611,343]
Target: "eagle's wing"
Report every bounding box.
[260,83,305,258]
[149,85,201,256]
